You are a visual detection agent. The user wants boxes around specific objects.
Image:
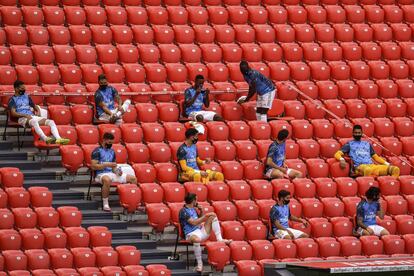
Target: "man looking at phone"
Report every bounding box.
[183,75,223,122]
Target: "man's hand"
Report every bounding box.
[301,219,308,227]
[204,158,211,164]
[367,227,374,235]
[339,159,347,169]
[107,162,117,168]
[205,89,210,95]
[200,171,208,178]
[25,115,33,120]
[287,230,295,239]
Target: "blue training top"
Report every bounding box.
[94,86,119,117]
[265,141,286,171]
[270,204,290,234]
[356,199,380,227]
[8,94,35,116]
[177,143,199,171]
[341,141,375,168]
[179,206,201,236]
[184,87,207,116]
[91,146,116,175]
[242,69,275,96]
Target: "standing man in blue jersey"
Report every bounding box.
[184,75,223,122]
[265,129,302,179]
[356,187,389,237]
[94,74,131,125]
[238,60,276,122]
[334,125,400,178]
[179,193,231,272]
[8,80,70,145]
[91,132,137,212]
[270,190,308,239]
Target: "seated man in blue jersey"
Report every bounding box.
[94,74,131,125]
[91,132,137,212]
[265,129,302,179]
[177,128,224,183]
[179,193,231,272]
[184,75,223,122]
[335,125,400,178]
[8,80,69,145]
[238,60,277,122]
[356,187,389,237]
[270,190,308,239]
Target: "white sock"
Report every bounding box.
[102,197,110,208]
[29,119,48,141]
[211,218,223,241]
[193,243,202,267]
[45,119,61,139]
[256,113,267,122]
[116,99,131,117]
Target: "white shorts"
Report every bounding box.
[17,107,48,127]
[265,168,293,178]
[95,164,135,184]
[98,109,122,121]
[189,111,217,121]
[257,89,276,109]
[186,226,209,241]
[275,228,306,239]
[357,225,386,236]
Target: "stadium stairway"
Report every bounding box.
[0,111,202,276]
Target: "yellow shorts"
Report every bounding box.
[179,169,222,183]
[356,164,390,177]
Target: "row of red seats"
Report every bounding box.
[0,246,145,272]
[2,5,413,27]
[4,60,414,89]
[0,225,114,250]
[2,41,414,67]
[3,23,414,46]
[0,264,166,276]
[0,205,82,229]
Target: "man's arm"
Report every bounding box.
[113,87,122,108]
[203,89,210,108]
[244,82,256,102]
[10,107,31,120]
[90,149,117,171]
[290,215,308,226]
[95,92,113,116]
[370,145,389,165]
[266,157,287,174]
[376,202,385,220]
[196,157,205,167]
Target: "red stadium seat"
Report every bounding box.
[360,236,384,256]
[297,139,319,158]
[211,201,237,222]
[6,187,29,208]
[242,220,267,241]
[3,250,27,271]
[331,217,353,237]
[272,239,297,260]
[316,237,341,258]
[146,203,170,232]
[394,215,414,235]
[0,229,22,250]
[335,177,358,197]
[321,197,345,218]
[384,195,408,216]
[337,236,362,257]
[35,207,59,229]
[234,200,259,222]
[48,248,73,269]
[117,184,141,214]
[294,238,318,259]
[65,227,90,248]
[27,187,52,208]
[115,246,141,267]
[136,45,159,63]
[314,178,337,198]
[26,249,50,270]
[299,198,323,218]
[309,218,333,238]
[250,240,274,261]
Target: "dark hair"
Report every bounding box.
[13,80,24,89]
[277,129,289,141]
[195,75,204,81]
[185,128,198,139]
[98,74,107,81]
[365,186,380,200]
[278,189,290,199]
[185,193,197,204]
[239,60,248,67]
[103,132,115,140]
[353,125,362,131]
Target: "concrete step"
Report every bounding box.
[21,169,62,180]
[111,238,157,250]
[0,150,27,160]
[52,199,99,210]
[171,269,200,276]
[111,229,142,240]
[140,249,171,260]
[0,160,42,170]
[140,258,187,270]
[81,209,113,220]
[82,219,127,230]
[51,189,84,200]
[24,179,70,190]
[0,141,13,150]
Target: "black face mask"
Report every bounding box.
[373,197,380,202]
[100,84,108,90]
[192,138,198,144]
[283,199,290,205]
[18,90,25,95]
[353,135,362,141]
[105,143,113,149]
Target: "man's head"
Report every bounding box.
[239,60,250,74]
[185,128,199,145]
[353,125,363,141]
[278,190,291,205]
[13,80,25,95]
[194,75,205,89]
[366,186,381,201]
[98,74,108,89]
[102,132,114,149]
[185,193,197,206]
[277,129,289,143]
